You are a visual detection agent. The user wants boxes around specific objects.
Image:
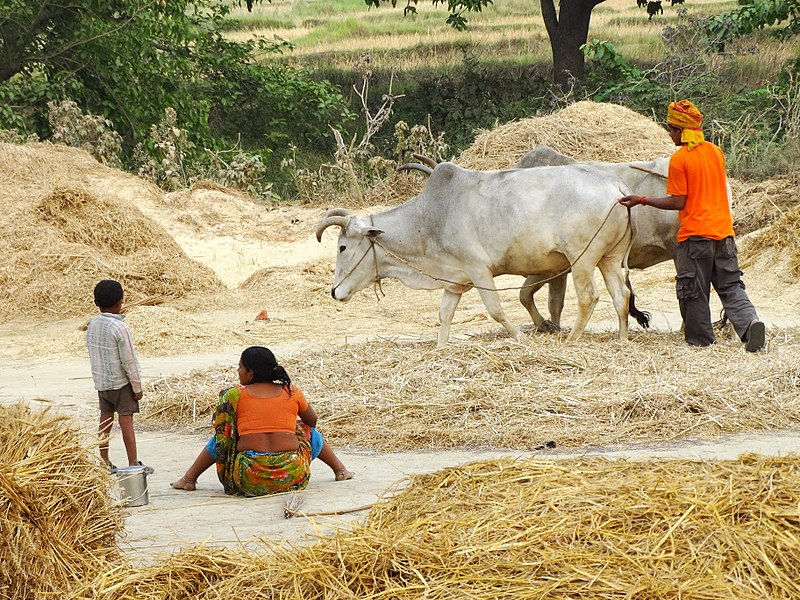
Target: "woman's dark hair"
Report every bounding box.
[93,279,124,309]
[240,346,292,390]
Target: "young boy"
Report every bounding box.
[86,279,153,474]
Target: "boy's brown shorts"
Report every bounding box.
[98,384,139,415]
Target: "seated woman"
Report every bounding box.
[170,346,353,495]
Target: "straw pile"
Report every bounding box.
[163,183,291,241]
[0,403,124,600]
[141,327,800,450]
[358,101,676,206]
[730,170,800,235]
[740,201,800,276]
[456,100,676,170]
[76,454,800,599]
[72,546,245,599]
[0,143,224,319]
[238,258,335,310]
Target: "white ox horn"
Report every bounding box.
[396,162,433,176]
[315,211,350,242]
[412,153,439,169]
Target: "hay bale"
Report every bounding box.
[0,403,124,600]
[79,455,800,598]
[35,187,167,255]
[140,329,800,450]
[456,100,676,170]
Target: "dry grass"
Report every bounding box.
[456,100,676,170]
[739,202,800,277]
[730,170,800,236]
[141,327,800,450]
[231,0,743,70]
[0,143,224,319]
[0,403,125,600]
[73,454,800,599]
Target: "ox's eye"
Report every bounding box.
[339,245,346,253]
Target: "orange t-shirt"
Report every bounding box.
[666,142,734,242]
[236,385,308,435]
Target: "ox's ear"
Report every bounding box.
[363,226,384,239]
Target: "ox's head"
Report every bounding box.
[315,208,384,302]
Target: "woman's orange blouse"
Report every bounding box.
[236,385,308,435]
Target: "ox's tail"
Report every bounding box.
[618,185,637,284]
[627,278,652,329]
[618,185,649,328]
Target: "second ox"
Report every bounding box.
[316,162,635,347]
[515,145,676,331]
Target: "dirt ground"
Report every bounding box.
[1,138,800,563]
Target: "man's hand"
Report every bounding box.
[618,195,645,208]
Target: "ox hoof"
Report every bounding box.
[536,320,561,334]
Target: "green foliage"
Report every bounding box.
[0,0,352,178]
[134,108,197,191]
[393,49,550,150]
[211,65,355,152]
[392,120,449,165]
[581,10,799,180]
[703,0,800,47]
[582,41,647,94]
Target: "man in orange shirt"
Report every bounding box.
[620,100,765,352]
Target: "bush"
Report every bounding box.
[46,100,123,167]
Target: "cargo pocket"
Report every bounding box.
[719,236,738,259]
[687,238,714,260]
[676,273,698,301]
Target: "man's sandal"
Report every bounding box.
[170,477,197,491]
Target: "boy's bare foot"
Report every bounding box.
[170,477,197,491]
[334,469,354,482]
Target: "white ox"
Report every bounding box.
[514,146,676,331]
[315,162,635,347]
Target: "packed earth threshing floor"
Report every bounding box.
[2,101,800,598]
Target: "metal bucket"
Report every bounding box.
[116,466,149,507]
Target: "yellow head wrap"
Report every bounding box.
[667,100,705,150]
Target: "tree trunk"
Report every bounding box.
[541,0,605,87]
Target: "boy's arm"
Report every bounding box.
[117,327,143,398]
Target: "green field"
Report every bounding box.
[226,0,790,81]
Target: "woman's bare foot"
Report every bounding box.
[334,469,354,482]
[170,477,197,491]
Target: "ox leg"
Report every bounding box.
[598,256,630,342]
[566,264,599,341]
[519,275,560,332]
[437,289,463,348]
[473,273,521,341]
[547,274,568,329]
